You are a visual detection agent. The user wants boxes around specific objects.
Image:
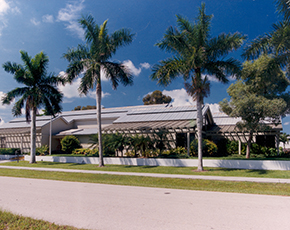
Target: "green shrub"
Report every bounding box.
[60,135,81,154]
[0,148,20,155]
[36,145,49,156]
[72,148,99,156]
[226,140,246,155]
[160,147,188,158]
[190,139,218,156]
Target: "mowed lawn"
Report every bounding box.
[0,161,290,196]
[2,160,290,178]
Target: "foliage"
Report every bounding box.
[220,55,288,158]
[190,139,218,157]
[279,132,289,149]
[151,3,245,170]
[143,90,172,105]
[0,148,21,155]
[160,147,188,158]
[127,134,154,157]
[36,145,49,156]
[226,140,246,155]
[63,15,134,167]
[152,128,171,154]
[72,148,99,156]
[61,135,81,154]
[2,51,64,163]
[73,105,96,111]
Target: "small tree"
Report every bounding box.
[143,90,172,105]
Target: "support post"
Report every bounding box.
[49,115,52,155]
[238,140,241,155]
[276,133,280,156]
[187,132,190,157]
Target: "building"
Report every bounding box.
[0,104,282,154]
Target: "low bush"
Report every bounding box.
[160,147,188,158]
[72,148,99,157]
[190,139,218,157]
[36,145,49,156]
[61,135,81,154]
[0,148,21,155]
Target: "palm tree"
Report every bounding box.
[63,15,134,167]
[243,1,290,74]
[2,51,64,163]
[151,3,245,171]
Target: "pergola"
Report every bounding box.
[102,120,197,156]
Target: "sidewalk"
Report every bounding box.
[0,165,290,184]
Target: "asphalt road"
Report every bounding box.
[0,176,289,230]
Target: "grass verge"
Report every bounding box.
[0,168,290,196]
[0,209,84,230]
[2,161,290,179]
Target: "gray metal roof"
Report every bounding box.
[114,105,207,123]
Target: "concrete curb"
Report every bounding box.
[1,165,290,184]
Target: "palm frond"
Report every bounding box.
[151,57,184,86]
[276,0,290,21]
[103,62,133,90]
[207,32,246,60]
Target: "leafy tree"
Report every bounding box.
[73,105,97,111]
[151,3,245,170]
[2,51,64,163]
[279,132,290,149]
[143,90,172,105]
[219,55,288,158]
[275,0,290,22]
[63,15,134,167]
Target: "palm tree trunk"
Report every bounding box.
[30,107,37,163]
[246,131,253,159]
[96,83,104,167]
[196,94,203,171]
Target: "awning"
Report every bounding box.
[102,120,196,133]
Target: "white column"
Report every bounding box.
[187,132,190,157]
[238,140,241,155]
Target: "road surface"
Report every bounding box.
[0,176,289,230]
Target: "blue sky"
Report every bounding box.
[0,0,289,133]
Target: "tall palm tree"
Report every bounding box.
[151,3,245,171]
[2,51,64,163]
[63,15,134,167]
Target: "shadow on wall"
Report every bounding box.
[214,160,290,170]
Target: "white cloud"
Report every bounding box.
[202,74,236,82]
[87,91,111,99]
[30,18,40,26]
[58,75,110,99]
[0,118,4,126]
[284,122,290,126]
[123,60,150,76]
[42,14,54,23]
[162,88,194,106]
[140,62,150,69]
[57,0,85,39]
[0,0,20,36]
[0,0,9,14]
[0,91,12,109]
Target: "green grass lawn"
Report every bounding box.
[0,209,85,230]
[2,161,290,179]
[0,167,289,196]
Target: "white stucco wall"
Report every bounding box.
[24,156,290,171]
